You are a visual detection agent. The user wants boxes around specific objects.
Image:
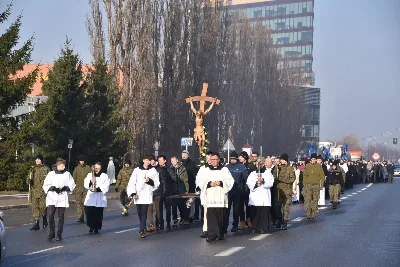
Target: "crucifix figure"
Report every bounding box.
[185,83,221,155]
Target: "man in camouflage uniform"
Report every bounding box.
[115,160,133,215]
[302,153,325,219]
[27,154,50,230]
[73,155,92,223]
[273,153,295,230]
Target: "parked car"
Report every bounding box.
[0,212,5,263]
[394,166,400,177]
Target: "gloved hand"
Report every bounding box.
[29,179,34,186]
[96,187,102,192]
[61,186,70,192]
[55,188,61,194]
[48,186,56,192]
[115,188,119,193]
[130,193,136,198]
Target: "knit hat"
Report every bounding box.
[280,153,289,162]
[35,154,43,162]
[317,155,323,160]
[182,150,190,156]
[310,153,318,159]
[125,160,132,166]
[239,151,249,160]
[230,151,238,160]
[78,154,86,161]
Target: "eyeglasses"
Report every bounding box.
[210,159,219,161]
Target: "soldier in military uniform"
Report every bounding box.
[302,153,325,219]
[27,154,50,230]
[273,153,295,230]
[73,155,92,223]
[115,160,133,215]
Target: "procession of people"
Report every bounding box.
[26,150,395,242]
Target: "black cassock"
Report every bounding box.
[207,208,227,239]
[251,206,270,233]
[85,206,104,230]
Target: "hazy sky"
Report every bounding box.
[1,0,399,145]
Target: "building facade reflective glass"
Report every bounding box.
[230,0,315,85]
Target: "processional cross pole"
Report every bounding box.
[185,83,221,155]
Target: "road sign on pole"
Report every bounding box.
[393,138,398,145]
[181,137,193,147]
[69,139,73,144]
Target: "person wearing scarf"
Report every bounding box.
[43,158,76,241]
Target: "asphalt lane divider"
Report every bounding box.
[25,246,63,255]
[249,234,271,241]
[214,247,245,257]
[115,227,138,234]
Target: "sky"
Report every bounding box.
[1,0,399,146]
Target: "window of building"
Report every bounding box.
[277,6,286,16]
[254,10,262,18]
[301,31,313,42]
[307,1,313,12]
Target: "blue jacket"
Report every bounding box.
[226,162,248,192]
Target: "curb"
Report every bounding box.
[0,196,120,210]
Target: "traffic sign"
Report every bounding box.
[372,152,380,160]
[69,139,73,144]
[68,144,73,149]
[181,137,193,146]
[223,140,235,151]
[393,138,398,145]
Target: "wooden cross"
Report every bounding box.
[185,83,221,112]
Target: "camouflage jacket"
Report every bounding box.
[73,164,92,188]
[303,163,325,185]
[273,164,296,191]
[116,167,133,191]
[27,164,50,198]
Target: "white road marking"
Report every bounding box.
[318,207,327,210]
[291,217,305,222]
[5,226,13,229]
[250,234,271,240]
[25,246,63,255]
[340,197,348,200]
[22,223,31,226]
[352,193,357,195]
[357,191,362,193]
[215,247,245,257]
[367,183,373,187]
[115,227,138,234]
[346,195,353,197]
[361,188,367,191]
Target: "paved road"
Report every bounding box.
[2,180,400,267]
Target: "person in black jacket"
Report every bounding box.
[181,150,199,221]
[153,155,173,230]
[238,151,256,227]
[225,151,249,232]
[327,161,343,209]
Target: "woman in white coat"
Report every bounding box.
[42,158,76,241]
[84,162,110,234]
[247,157,274,234]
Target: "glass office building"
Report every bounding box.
[230,0,315,85]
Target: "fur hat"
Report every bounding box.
[239,151,249,160]
[310,153,318,159]
[280,153,289,162]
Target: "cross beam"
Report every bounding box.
[185,83,221,112]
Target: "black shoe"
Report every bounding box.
[231,226,238,233]
[89,228,94,234]
[260,230,268,234]
[140,232,146,238]
[333,203,337,209]
[276,221,282,229]
[76,216,84,223]
[338,201,340,204]
[30,220,40,231]
[184,221,190,225]
[282,221,288,230]
[42,216,48,229]
[218,234,225,240]
[306,217,311,220]
[47,232,55,241]
[166,222,171,229]
[94,229,99,234]
[56,233,62,241]
[206,236,216,242]
[188,217,194,224]
[200,231,208,238]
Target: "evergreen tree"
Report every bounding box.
[0,5,38,190]
[22,40,87,167]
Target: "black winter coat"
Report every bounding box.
[153,165,173,196]
[182,158,198,193]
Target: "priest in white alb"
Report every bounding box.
[84,162,110,234]
[247,157,274,234]
[201,153,234,242]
